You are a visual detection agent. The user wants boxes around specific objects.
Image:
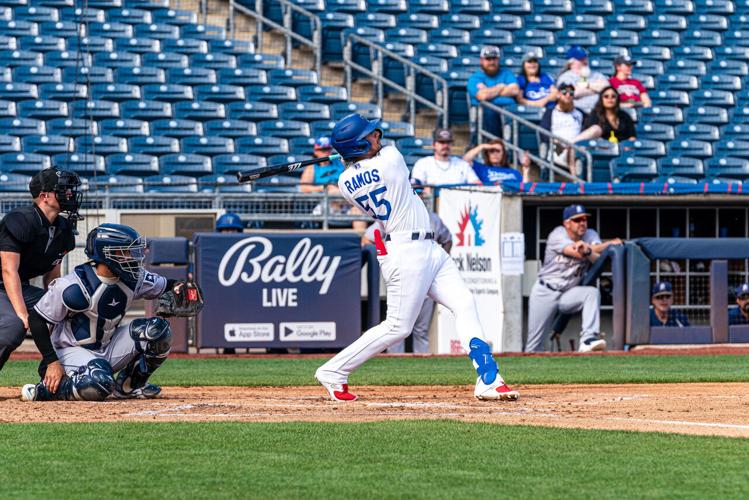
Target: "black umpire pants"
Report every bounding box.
[0,284,46,372]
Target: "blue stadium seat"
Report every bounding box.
[532,0,573,14]
[151,119,203,138]
[189,52,236,70]
[144,174,198,192]
[74,135,127,155]
[194,84,245,103]
[142,83,193,102]
[415,42,458,60]
[115,66,166,85]
[714,45,749,60]
[235,136,289,155]
[385,27,429,45]
[701,74,742,91]
[216,68,267,86]
[21,134,71,154]
[213,153,266,175]
[198,173,252,193]
[327,0,366,13]
[134,23,179,40]
[654,0,693,13]
[730,108,749,124]
[90,174,144,193]
[173,101,225,121]
[618,139,667,157]
[638,106,683,125]
[341,26,385,72]
[452,0,490,14]
[666,59,707,77]
[46,117,95,137]
[91,83,141,102]
[609,154,658,182]
[715,139,749,159]
[489,0,531,14]
[597,28,639,46]
[39,21,79,39]
[297,85,347,105]
[0,50,43,67]
[257,120,310,139]
[565,13,605,29]
[128,135,179,156]
[0,6,10,19]
[18,35,65,52]
[649,13,687,30]
[526,13,565,30]
[650,90,690,107]
[408,0,449,14]
[396,137,433,155]
[93,51,143,69]
[429,27,471,46]
[706,157,749,180]
[289,137,318,155]
[181,135,234,156]
[512,29,555,46]
[722,124,749,141]
[107,8,152,25]
[0,117,44,136]
[309,120,337,137]
[252,174,300,193]
[236,53,285,70]
[0,152,51,174]
[159,153,212,177]
[354,12,396,29]
[13,66,61,85]
[69,36,113,53]
[0,135,19,153]
[471,28,514,46]
[693,14,729,30]
[656,74,699,91]
[62,66,114,84]
[331,101,381,120]
[708,59,748,76]
[268,68,318,88]
[88,22,134,40]
[692,89,735,108]
[17,99,67,119]
[368,0,407,13]
[685,105,729,125]
[0,68,10,83]
[320,12,355,63]
[180,24,224,41]
[114,37,160,54]
[0,20,38,37]
[0,100,14,118]
[379,121,414,140]
[556,29,597,46]
[167,67,216,85]
[674,123,720,141]
[448,55,480,72]
[15,6,59,22]
[227,101,278,121]
[278,102,330,122]
[61,7,105,23]
[204,119,257,138]
[667,139,713,158]
[151,8,197,25]
[670,47,713,65]
[657,157,704,179]
[246,85,296,104]
[44,50,92,68]
[139,52,187,70]
[482,12,524,29]
[630,45,671,61]
[100,118,149,138]
[633,58,665,77]
[641,29,681,47]
[162,38,207,55]
[70,100,119,120]
[0,172,32,192]
[120,100,172,121]
[208,38,254,56]
[441,13,481,29]
[441,69,471,124]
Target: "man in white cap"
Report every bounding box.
[467,45,519,138]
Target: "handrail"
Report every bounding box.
[343,33,449,129]
[228,0,322,75]
[478,100,593,183]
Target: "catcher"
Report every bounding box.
[20,223,203,402]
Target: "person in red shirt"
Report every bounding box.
[609,56,651,108]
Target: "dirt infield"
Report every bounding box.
[2,383,748,438]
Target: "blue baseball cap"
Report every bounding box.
[314,136,332,150]
[563,204,590,221]
[736,283,749,298]
[652,281,673,297]
[566,45,588,61]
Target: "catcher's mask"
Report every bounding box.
[85,223,146,287]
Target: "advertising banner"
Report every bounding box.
[194,232,361,348]
[437,189,504,353]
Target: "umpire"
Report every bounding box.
[0,168,81,374]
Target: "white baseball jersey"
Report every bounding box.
[537,226,602,291]
[411,155,480,186]
[35,264,167,351]
[338,145,431,235]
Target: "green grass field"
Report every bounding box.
[3,355,748,499]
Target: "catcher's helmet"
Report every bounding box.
[85,224,146,287]
[216,212,243,232]
[331,113,381,161]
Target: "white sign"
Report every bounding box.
[224,323,274,342]
[437,189,503,353]
[279,322,336,341]
[501,232,525,275]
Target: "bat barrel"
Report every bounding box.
[236,154,342,183]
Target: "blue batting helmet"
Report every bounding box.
[331,113,382,161]
[85,224,146,288]
[216,212,243,232]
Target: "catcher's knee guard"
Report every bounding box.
[469,337,498,385]
[116,317,172,394]
[35,358,115,401]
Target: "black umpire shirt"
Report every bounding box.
[0,204,76,284]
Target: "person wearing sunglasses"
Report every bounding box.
[526,204,623,352]
[516,53,557,109]
[462,138,534,184]
[728,283,749,326]
[556,45,609,114]
[609,56,651,109]
[650,281,690,327]
[540,83,587,176]
[580,86,637,143]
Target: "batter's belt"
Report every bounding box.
[384,231,434,243]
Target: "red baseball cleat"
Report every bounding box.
[474,377,520,401]
[318,379,358,401]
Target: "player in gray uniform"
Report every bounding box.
[20,224,179,401]
[526,205,622,352]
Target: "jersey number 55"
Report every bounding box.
[355,186,392,221]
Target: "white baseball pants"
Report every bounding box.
[316,238,483,384]
[56,324,145,374]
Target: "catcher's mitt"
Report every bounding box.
[156,280,205,317]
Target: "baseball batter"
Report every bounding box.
[314,113,518,401]
[525,204,621,352]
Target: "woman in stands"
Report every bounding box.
[463,139,533,184]
[580,86,637,143]
[516,54,558,108]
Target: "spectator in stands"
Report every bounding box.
[516,53,557,108]
[729,283,749,325]
[411,128,481,189]
[462,139,533,184]
[556,45,608,114]
[300,136,345,193]
[650,281,690,327]
[609,56,652,109]
[467,45,520,138]
[540,83,586,176]
[579,86,637,143]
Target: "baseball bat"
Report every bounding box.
[236,154,342,183]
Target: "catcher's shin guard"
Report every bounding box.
[33,359,115,401]
[469,337,499,385]
[116,317,172,395]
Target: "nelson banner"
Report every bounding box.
[194,232,361,348]
[437,189,503,353]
